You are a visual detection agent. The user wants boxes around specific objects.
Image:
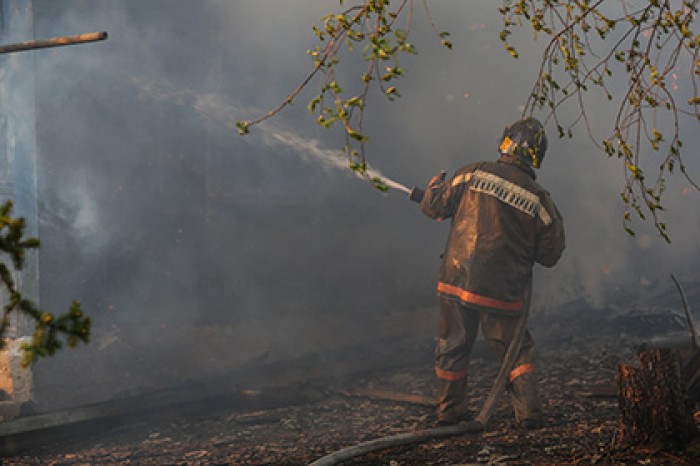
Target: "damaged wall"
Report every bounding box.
[22,1,700,409]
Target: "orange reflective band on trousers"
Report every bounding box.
[437,281,524,312]
[509,363,535,383]
[435,366,469,381]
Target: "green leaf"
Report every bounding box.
[385,86,401,100]
[347,128,368,142]
[308,95,322,114]
[372,177,389,192]
[235,120,251,135]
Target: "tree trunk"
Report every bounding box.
[683,346,700,403]
[618,348,697,448]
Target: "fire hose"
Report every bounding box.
[310,194,534,465]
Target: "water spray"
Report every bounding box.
[365,166,426,203]
[364,166,411,194]
[129,77,427,201]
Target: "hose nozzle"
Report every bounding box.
[409,187,425,203]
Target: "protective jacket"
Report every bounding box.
[420,156,565,312]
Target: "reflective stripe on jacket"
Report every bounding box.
[420,156,565,311]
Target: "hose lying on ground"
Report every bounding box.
[308,421,484,466]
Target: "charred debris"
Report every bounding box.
[0,276,700,464]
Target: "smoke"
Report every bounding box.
[26,1,700,409]
[129,76,411,192]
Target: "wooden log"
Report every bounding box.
[0,32,108,55]
[618,348,698,448]
[683,347,700,402]
[638,338,700,402]
[334,387,436,406]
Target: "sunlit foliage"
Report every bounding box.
[502,0,700,241]
[238,0,699,241]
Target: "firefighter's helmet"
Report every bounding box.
[498,117,548,168]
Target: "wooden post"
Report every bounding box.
[0,31,107,54]
[618,348,698,448]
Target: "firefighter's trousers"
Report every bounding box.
[434,297,542,423]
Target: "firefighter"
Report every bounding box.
[419,117,565,428]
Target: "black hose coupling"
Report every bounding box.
[409,187,425,203]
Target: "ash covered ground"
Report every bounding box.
[6,300,700,465]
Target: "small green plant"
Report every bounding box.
[0,200,90,366]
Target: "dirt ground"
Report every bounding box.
[4,330,700,465]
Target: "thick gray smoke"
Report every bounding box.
[29,1,699,408]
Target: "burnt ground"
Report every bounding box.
[4,323,700,466]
